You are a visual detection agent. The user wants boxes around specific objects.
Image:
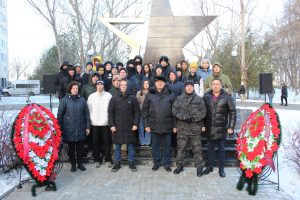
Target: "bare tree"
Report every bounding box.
[27,0,63,65]
[10,58,31,80]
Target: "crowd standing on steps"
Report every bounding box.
[55,56,239,177]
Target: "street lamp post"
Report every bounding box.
[87,49,94,62]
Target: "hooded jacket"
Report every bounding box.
[93,56,102,71]
[142,86,176,134]
[166,71,184,97]
[204,62,233,95]
[55,61,69,89]
[81,72,99,100]
[58,67,79,99]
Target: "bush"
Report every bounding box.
[283,124,300,175]
[0,110,20,173]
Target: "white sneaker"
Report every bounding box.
[95,162,101,168]
[106,162,113,168]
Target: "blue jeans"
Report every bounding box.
[151,132,172,166]
[139,117,151,145]
[114,143,135,162]
[207,138,226,169]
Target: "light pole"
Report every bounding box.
[87,49,94,62]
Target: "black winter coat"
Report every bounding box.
[57,94,91,142]
[142,86,176,134]
[108,93,140,144]
[172,92,207,135]
[203,89,236,140]
[58,75,80,99]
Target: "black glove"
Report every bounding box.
[185,116,193,124]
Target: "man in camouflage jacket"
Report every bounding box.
[172,80,207,177]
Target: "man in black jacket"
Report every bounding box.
[108,79,140,172]
[203,78,236,177]
[142,76,176,172]
[281,83,288,106]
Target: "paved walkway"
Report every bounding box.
[3,164,292,200]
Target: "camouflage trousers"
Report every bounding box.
[176,134,204,168]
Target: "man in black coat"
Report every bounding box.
[55,61,69,93]
[108,79,141,172]
[203,78,236,178]
[281,83,288,106]
[81,62,94,87]
[142,76,176,172]
[58,65,80,99]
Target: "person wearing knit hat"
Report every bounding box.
[111,65,119,76]
[187,62,204,97]
[196,59,212,81]
[204,62,233,95]
[81,62,94,87]
[172,78,206,177]
[159,55,172,78]
[118,67,137,95]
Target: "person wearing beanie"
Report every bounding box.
[149,65,163,87]
[87,79,113,168]
[111,65,119,76]
[103,61,113,91]
[58,65,80,99]
[134,55,143,66]
[172,80,207,176]
[159,55,173,78]
[166,70,184,97]
[119,68,137,95]
[55,61,70,92]
[142,73,176,172]
[82,62,94,86]
[126,59,136,79]
[176,67,185,82]
[187,63,204,97]
[204,62,233,95]
[196,59,212,81]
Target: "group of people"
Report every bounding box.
[56,55,236,177]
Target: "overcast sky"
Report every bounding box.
[7,0,285,77]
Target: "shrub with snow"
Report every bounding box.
[0,110,20,172]
[283,124,300,175]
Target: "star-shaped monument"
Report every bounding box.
[144,0,216,65]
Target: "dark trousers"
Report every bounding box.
[151,132,172,166]
[281,96,287,105]
[92,126,112,162]
[176,134,204,168]
[67,141,84,165]
[207,138,226,170]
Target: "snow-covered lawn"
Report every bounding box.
[0,95,59,105]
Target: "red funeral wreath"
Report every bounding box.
[236,103,281,178]
[11,104,62,183]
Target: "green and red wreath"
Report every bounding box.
[236,103,282,178]
[11,104,62,183]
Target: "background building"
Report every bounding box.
[0,0,7,88]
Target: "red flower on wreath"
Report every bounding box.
[11,104,62,183]
[236,103,281,178]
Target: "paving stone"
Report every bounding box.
[2,165,293,200]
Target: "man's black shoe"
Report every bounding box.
[173,166,183,175]
[70,164,76,172]
[219,169,226,177]
[197,167,203,177]
[164,165,172,172]
[203,167,213,175]
[152,164,159,171]
[78,164,86,171]
[111,162,121,172]
[129,162,137,172]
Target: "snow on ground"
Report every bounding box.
[0,95,59,105]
